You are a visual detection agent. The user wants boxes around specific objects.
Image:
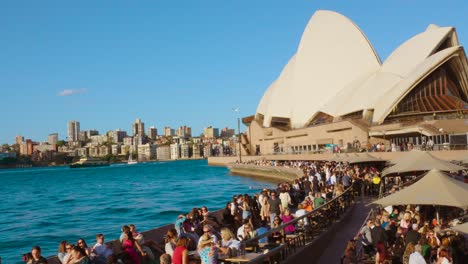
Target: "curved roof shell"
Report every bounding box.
[255,10,468,128]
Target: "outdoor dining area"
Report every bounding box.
[345,150,468,264]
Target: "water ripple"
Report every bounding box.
[0,160,275,263]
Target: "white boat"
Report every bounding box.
[128,152,138,165]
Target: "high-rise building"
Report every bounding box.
[15,135,24,145]
[164,127,175,137]
[148,126,158,140]
[170,143,180,160]
[176,126,192,138]
[221,127,236,138]
[48,133,58,145]
[132,118,145,136]
[156,145,170,160]
[204,126,219,138]
[67,120,80,142]
[108,129,127,143]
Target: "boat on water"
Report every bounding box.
[70,157,109,168]
[128,152,138,165]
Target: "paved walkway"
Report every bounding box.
[315,197,375,263]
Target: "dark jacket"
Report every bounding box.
[405,230,421,245]
[371,226,388,246]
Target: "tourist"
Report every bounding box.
[65,246,89,264]
[259,191,270,222]
[360,219,374,255]
[405,224,421,246]
[371,220,388,247]
[391,237,405,264]
[222,202,235,227]
[280,208,295,235]
[436,248,452,264]
[198,224,219,248]
[239,223,257,241]
[408,244,426,264]
[267,191,282,226]
[22,253,33,264]
[129,224,160,260]
[343,240,357,264]
[90,234,113,264]
[57,241,68,263]
[31,246,48,264]
[198,233,218,264]
[159,253,171,264]
[255,220,270,244]
[164,228,178,257]
[375,241,390,264]
[76,239,90,257]
[172,236,189,264]
[295,203,308,226]
[278,188,292,211]
[271,216,284,243]
[241,197,251,220]
[218,228,240,257]
[61,244,74,264]
[121,231,145,264]
[313,192,325,209]
[403,242,416,264]
[119,225,131,242]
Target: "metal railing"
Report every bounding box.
[240,184,356,263]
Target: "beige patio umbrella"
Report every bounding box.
[328,153,349,162]
[451,222,468,234]
[382,151,466,176]
[372,169,468,208]
[347,153,384,164]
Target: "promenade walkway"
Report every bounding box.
[285,196,375,264]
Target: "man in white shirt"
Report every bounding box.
[91,234,113,264]
[409,244,426,264]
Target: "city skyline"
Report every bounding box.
[2,0,468,144]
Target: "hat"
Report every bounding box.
[199,234,213,247]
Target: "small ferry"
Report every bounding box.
[69,157,109,168]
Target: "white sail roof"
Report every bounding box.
[255,10,467,128]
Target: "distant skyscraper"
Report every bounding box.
[164,126,175,137]
[67,120,80,142]
[221,127,235,138]
[132,118,145,136]
[176,125,192,138]
[48,133,58,145]
[111,129,127,143]
[148,126,158,140]
[15,135,24,145]
[204,126,219,138]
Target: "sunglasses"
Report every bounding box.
[66,247,72,250]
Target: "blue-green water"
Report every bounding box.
[0,160,275,263]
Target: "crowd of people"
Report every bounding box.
[28,158,463,264]
[342,204,467,264]
[20,160,345,263]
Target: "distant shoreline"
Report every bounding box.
[0,157,206,170]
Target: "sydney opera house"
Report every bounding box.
[243,10,468,155]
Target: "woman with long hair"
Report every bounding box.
[437,248,452,264]
[164,228,178,257]
[121,230,146,264]
[76,238,90,257]
[259,191,270,222]
[280,208,295,235]
[402,242,415,264]
[65,246,89,264]
[57,240,68,263]
[172,236,189,264]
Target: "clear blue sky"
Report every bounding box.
[1,0,467,144]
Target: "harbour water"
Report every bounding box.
[0,159,276,263]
